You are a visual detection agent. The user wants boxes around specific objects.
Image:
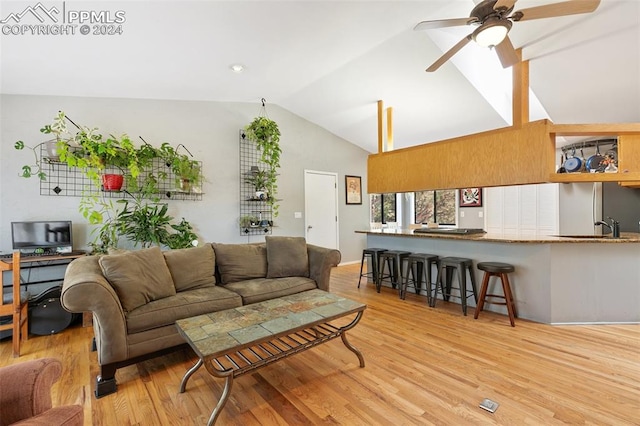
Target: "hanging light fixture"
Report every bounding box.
[472,17,512,47]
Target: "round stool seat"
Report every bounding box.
[477,262,515,274]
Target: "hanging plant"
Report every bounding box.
[14,111,68,180]
[244,101,282,216]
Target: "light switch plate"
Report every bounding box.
[294,212,302,219]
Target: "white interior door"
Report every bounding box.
[304,170,338,249]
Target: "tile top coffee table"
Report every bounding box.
[175,289,366,425]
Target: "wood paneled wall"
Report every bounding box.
[368,121,640,193]
[367,120,554,193]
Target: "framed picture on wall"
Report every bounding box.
[460,187,482,207]
[345,175,362,205]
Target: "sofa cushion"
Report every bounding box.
[224,277,317,305]
[163,243,216,291]
[125,285,242,334]
[213,243,267,283]
[98,246,176,312]
[266,236,309,278]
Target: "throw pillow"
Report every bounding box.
[265,236,309,278]
[163,243,216,291]
[212,243,267,283]
[99,246,176,312]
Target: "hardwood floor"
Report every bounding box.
[2,263,639,425]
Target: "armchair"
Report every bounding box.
[0,358,83,426]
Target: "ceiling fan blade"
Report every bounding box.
[426,34,473,72]
[414,17,477,31]
[495,36,519,68]
[513,0,601,22]
[494,0,517,12]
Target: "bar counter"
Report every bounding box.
[356,229,640,324]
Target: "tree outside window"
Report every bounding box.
[370,193,396,223]
[415,190,456,225]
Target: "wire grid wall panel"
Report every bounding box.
[38,144,202,201]
[239,130,273,236]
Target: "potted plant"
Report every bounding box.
[86,197,199,253]
[57,131,140,192]
[158,143,202,193]
[244,168,269,200]
[14,111,69,180]
[172,157,201,192]
[15,111,204,253]
[239,215,257,229]
[244,116,281,216]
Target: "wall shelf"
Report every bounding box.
[239,130,273,236]
[38,144,203,201]
[549,172,640,183]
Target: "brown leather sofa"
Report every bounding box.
[61,237,341,398]
[0,358,83,425]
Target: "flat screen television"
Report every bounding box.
[11,220,73,253]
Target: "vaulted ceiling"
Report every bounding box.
[1,1,638,153]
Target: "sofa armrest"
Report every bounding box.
[61,256,128,365]
[307,244,341,292]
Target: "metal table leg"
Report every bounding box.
[179,358,203,393]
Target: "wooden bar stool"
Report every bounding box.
[401,253,439,303]
[432,256,478,316]
[474,262,517,327]
[378,250,411,294]
[358,248,387,289]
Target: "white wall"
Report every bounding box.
[0,95,370,263]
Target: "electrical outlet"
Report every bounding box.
[478,211,483,218]
[294,212,302,219]
[460,211,465,218]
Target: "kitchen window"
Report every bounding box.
[414,190,456,225]
[370,193,396,224]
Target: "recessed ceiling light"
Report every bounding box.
[230,64,245,73]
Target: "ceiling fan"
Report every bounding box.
[414,0,601,72]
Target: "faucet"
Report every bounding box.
[595,217,620,238]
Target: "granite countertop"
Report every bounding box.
[356,229,640,243]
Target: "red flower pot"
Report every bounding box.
[102,174,124,191]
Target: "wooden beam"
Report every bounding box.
[377,100,384,153]
[386,107,393,151]
[368,120,555,193]
[512,49,529,128]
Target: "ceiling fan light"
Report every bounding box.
[473,18,511,47]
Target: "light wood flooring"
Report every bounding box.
[1,263,639,425]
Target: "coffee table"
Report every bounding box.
[175,289,366,425]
